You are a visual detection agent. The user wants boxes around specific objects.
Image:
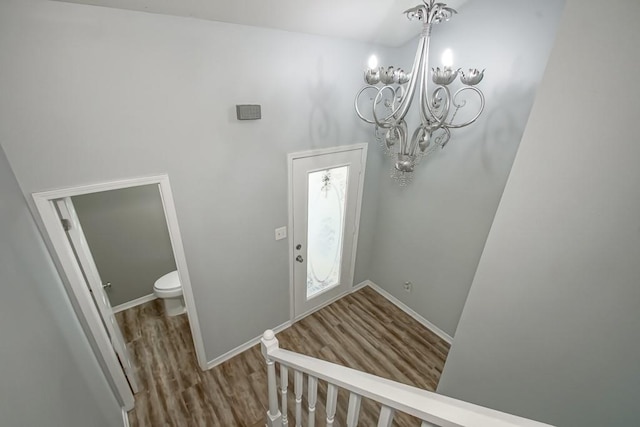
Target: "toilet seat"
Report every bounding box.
[153,270,182,298]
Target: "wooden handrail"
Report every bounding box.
[261,330,554,427]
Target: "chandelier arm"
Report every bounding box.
[423,85,451,130]
[399,121,409,155]
[436,127,452,148]
[391,35,427,121]
[354,86,379,125]
[355,84,409,127]
[372,86,401,129]
[380,120,409,153]
[444,86,486,129]
[394,85,407,111]
[418,44,434,125]
[390,85,405,114]
[407,126,427,156]
[420,88,437,127]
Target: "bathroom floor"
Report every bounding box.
[116,287,450,426]
[115,299,203,426]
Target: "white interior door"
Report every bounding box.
[55,197,139,393]
[291,145,367,319]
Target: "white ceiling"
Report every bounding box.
[53,0,468,47]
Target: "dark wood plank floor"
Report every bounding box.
[117,286,450,426]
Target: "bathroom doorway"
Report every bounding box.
[69,185,177,312]
[32,175,206,411]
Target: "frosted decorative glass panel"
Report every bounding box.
[306,166,348,299]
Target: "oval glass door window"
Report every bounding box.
[306,166,348,299]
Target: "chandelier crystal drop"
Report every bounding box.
[355,0,485,185]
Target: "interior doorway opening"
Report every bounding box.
[33,175,207,411]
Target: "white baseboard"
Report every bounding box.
[352,279,370,293]
[112,293,157,314]
[206,320,292,370]
[365,281,453,344]
[122,408,130,427]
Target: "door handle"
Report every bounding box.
[296,255,304,263]
[103,282,112,290]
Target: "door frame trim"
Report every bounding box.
[32,174,208,410]
[287,143,368,322]
[56,196,140,393]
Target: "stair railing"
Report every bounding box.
[261,330,554,427]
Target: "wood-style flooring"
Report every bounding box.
[116,286,450,426]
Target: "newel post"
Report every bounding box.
[261,330,283,427]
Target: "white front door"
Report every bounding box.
[290,144,367,319]
[55,197,140,393]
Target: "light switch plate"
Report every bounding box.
[275,226,287,240]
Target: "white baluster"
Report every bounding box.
[307,376,318,427]
[280,365,289,427]
[325,383,338,427]
[346,392,362,427]
[294,370,303,427]
[260,330,283,427]
[377,405,394,427]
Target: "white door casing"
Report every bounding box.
[56,197,140,393]
[289,144,367,320]
[32,174,207,412]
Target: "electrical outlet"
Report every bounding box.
[404,281,412,292]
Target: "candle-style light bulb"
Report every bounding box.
[441,48,454,69]
[367,54,379,70]
[364,54,381,85]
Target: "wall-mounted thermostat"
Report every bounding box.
[236,104,261,120]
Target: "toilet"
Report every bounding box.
[153,270,186,316]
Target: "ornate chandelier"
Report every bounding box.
[355,0,485,185]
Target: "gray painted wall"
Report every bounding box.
[437,0,640,425]
[0,145,121,426]
[73,185,177,307]
[367,0,565,336]
[0,0,383,362]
